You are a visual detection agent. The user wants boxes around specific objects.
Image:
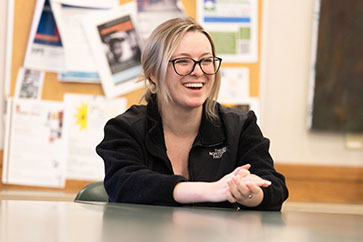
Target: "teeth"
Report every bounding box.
[184,83,203,88]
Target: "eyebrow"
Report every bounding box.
[171,52,213,59]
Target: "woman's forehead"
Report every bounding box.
[173,31,213,56]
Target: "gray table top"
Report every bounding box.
[1,200,362,242]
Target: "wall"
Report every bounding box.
[260,0,362,166]
[1,0,362,165]
[0,0,8,149]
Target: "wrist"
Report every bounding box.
[199,182,214,202]
[173,182,210,204]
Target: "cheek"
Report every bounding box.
[207,76,215,89]
[166,67,182,84]
[163,67,174,86]
[165,72,182,93]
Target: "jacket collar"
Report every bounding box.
[146,95,226,147]
[146,95,165,147]
[197,103,225,146]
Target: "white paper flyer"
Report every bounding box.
[2,98,66,187]
[63,93,127,180]
[137,0,186,41]
[218,67,250,104]
[50,0,119,83]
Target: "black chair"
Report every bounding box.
[74,181,108,202]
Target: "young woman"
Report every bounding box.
[96,17,288,210]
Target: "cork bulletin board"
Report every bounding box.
[1,0,264,192]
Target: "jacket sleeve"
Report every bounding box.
[96,117,187,206]
[237,111,289,211]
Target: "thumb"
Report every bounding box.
[233,164,251,176]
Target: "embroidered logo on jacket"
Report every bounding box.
[209,147,227,159]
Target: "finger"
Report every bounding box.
[251,178,272,187]
[260,180,272,187]
[233,164,251,175]
[237,169,250,178]
[228,178,239,195]
[228,178,244,201]
[247,174,272,187]
[246,184,262,199]
[232,176,251,200]
[226,187,237,203]
[237,178,252,195]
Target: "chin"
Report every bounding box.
[183,99,206,109]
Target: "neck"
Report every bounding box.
[160,102,202,138]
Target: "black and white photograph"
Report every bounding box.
[98,20,142,74]
[15,67,45,100]
[96,13,142,82]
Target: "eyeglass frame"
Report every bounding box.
[168,56,222,76]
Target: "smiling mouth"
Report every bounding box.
[183,83,204,90]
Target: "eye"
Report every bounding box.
[201,57,214,64]
[175,58,192,65]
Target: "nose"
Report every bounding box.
[190,63,204,76]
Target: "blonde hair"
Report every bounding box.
[138,17,221,121]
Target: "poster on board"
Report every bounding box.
[137,0,186,41]
[14,67,45,100]
[63,94,126,180]
[2,99,66,187]
[24,0,65,72]
[218,67,250,104]
[82,2,144,98]
[197,0,258,63]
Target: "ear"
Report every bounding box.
[148,74,158,94]
[149,74,156,84]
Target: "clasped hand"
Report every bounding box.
[214,164,271,207]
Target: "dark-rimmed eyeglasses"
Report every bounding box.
[169,57,222,76]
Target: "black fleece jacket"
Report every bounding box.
[96,96,288,210]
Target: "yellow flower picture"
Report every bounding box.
[74,103,88,130]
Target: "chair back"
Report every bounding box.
[74,181,108,202]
